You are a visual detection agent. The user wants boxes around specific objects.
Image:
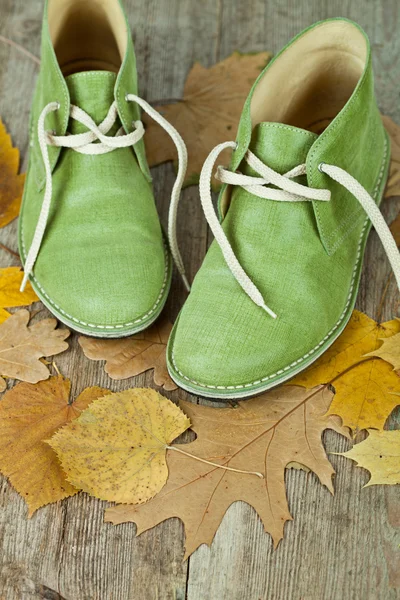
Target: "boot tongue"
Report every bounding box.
[64,71,118,135]
[243,122,318,176]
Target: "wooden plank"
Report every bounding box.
[0,0,215,598]
[0,0,399,598]
[189,1,400,599]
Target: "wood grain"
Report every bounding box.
[0,1,399,599]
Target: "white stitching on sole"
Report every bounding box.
[171,138,388,390]
[20,226,170,330]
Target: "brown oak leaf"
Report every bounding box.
[144,51,271,188]
[105,385,349,558]
[78,319,176,390]
[0,118,25,227]
[0,309,70,390]
[0,376,107,514]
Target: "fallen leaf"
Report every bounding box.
[0,307,10,324]
[291,310,400,386]
[339,429,400,486]
[78,319,177,390]
[48,388,191,504]
[0,376,107,514]
[290,311,400,432]
[382,115,400,201]
[144,51,271,188]
[328,359,400,431]
[0,267,38,318]
[105,385,349,558]
[0,119,25,227]
[0,309,70,389]
[365,327,400,371]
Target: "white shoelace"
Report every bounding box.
[21,94,189,292]
[200,140,400,319]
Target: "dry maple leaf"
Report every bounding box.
[78,319,177,390]
[144,51,271,188]
[0,309,70,390]
[105,385,349,558]
[0,119,25,228]
[365,328,400,371]
[382,115,400,201]
[339,429,400,486]
[290,310,400,432]
[0,266,38,324]
[0,376,107,515]
[48,388,191,504]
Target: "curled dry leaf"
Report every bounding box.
[144,51,271,188]
[78,319,177,390]
[0,119,25,228]
[339,429,400,486]
[0,376,107,515]
[106,385,349,559]
[0,266,39,323]
[290,310,400,432]
[48,388,191,504]
[0,309,70,390]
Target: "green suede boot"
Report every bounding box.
[19,0,188,337]
[167,18,400,399]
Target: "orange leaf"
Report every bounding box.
[0,119,25,227]
[0,376,107,514]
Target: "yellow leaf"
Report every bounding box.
[291,310,400,387]
[0,266,38,310]
[78,319,177,390]
[143,51,271,188]
[329,359,400,431]
[0,308,10,324]
[0,309,70,389]
[0,376,107,515]
[105,385,349,558]
[291,311,400,432]
[339,429,400,486]
[48,388,191,504]
[365,328,400,371]
[0,119,25,227]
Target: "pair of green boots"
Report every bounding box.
[20,0,400,400]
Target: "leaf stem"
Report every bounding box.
[0,243,20,260]
[166,445,264,478]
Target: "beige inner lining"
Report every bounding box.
[48,0,127,75]
[221,21,367,215]
[251,20,367,133]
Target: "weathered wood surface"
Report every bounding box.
[0,0,399,598]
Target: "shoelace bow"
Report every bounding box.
[200,140,400,319]
[21,94,189,292]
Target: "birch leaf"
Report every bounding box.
[48,388,191,504]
